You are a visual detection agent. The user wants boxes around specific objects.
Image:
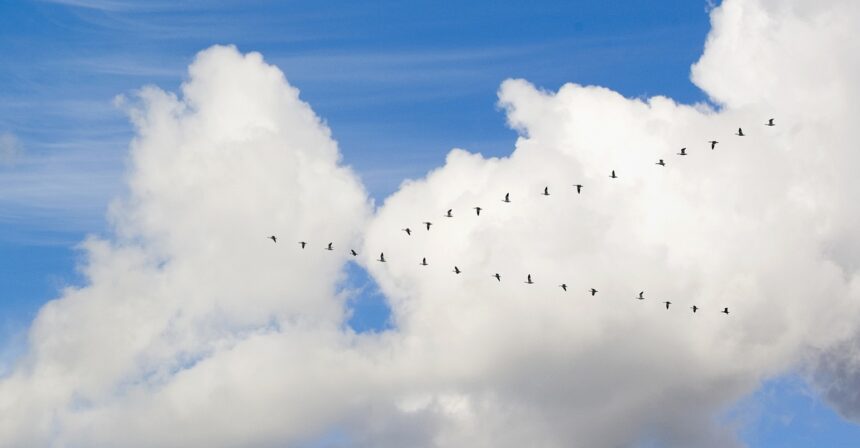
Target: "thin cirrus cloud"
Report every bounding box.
[1,0,860,447]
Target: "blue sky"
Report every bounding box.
[1,0,859,445]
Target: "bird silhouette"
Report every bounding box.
[656,159,666,166]
[590,288,598,296]
[610,170,618,179]
[402,228,411,236]
[268,235,277,243]
[709,140,719,150]
[474,206,482,216]
[454,266,461,274]
[420,257,428,266]
[722,307,729,315]
[735,128,745,136]
[560,284,567,291]
[350,249,358,256]
[493,273,501,282]
[378,252,386,262]
[677,147,687,156]
[423,222,432,230]
[637,291,645,300]
[525,274,534,284]
[574,184,583,194]
[691,305,699,313]
[299,241,307,249]
[326,242,333,251]
[543,186,550,196]
[765,118,775,127]
[446,209,453,218]
[503,193,511,203]
[663,301,671,309]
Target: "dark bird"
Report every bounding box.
[402,228,412,236]
[525,274,534,284]
[765,118,775,127]
[326,242,333,251]
[423,222,432,230]
[722,307,730,315]
[610,170,618,179]
[503,193,511,203]
[677,147,687,156]
[378,252,386,262]
[299,241,307,249]
[574,184,583,194]
[420,257,428,266]
[637,291,645,300]
[735,127,745,136]
[446,209,453,218]
[656,159,666,166]
[350,249,358,256]
[709,140,719,150]
[590,288,598,296]
[663,301,672,310]
[493,273,501,282]
[268,235,277,243]
[691,305,699,313]
[560,284,568,291]
[474,206,482,216]
[454,266,461,274]
[543,186,550,196]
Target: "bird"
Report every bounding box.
[590,288,598,296]
[378,252,386,262]
[423,221,432,230]
[473,206,482,216]
[445,209,453,218]
[493,273,501,282]
[454,266,461,274]
[663,301,671,310]
[420,257,428,266]
[722,307,730,315]
[560,284,568,291]
[542,186,550,196]
[691,305,699,313]
[299,241,307,249]
[573,184,583,194]
[402,228,412,236]
[656,159,666,166]
[637,291,645,300]
[268,235,277,243]
[610,170,618,179]
[326,242,333,251]
[765,118,775,127]
[709,140,719,150]
[735,127,745,136]
[350,249,358,256]
[503,193,511,203]
[525,274,534,284]
[677,147,687,156]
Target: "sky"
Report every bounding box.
[2,0,860,446]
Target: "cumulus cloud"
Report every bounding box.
[2,0,860,446]
[0,132,22,166]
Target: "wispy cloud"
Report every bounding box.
[0,132,22,166]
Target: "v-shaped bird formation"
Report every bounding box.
[268,120,779,317]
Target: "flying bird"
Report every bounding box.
[735,127,745,136]
[268,235,277,243]
[709,140,719,150]
[326,242,333,251]
[299,241,307,249]
[663,301,671,310]
[573,184,583,194]
[722,307,730,315]
[691,305,699,313]
[350,249,358,256]
[637,291,645,300]
[402,228,411,236]
[420,257,428,266]
[474,206,482,216]
[503,193,511,203]
[454,266,461,274]
[590,288,598,296]
[560,284,568,291]
[543,186,550,196]
[378,252,386,262]
[525,274,534,284]
[656,159,666,166]
[610,170,618,179]
[765,118,775,127]
[677,147,687,156]
[493,273,501,282]
[423,221,432,230]
[446,209,453,218]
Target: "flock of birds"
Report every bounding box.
[268,119,779,316]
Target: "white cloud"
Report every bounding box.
[0,132,22,166]
[3,0,860,446]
